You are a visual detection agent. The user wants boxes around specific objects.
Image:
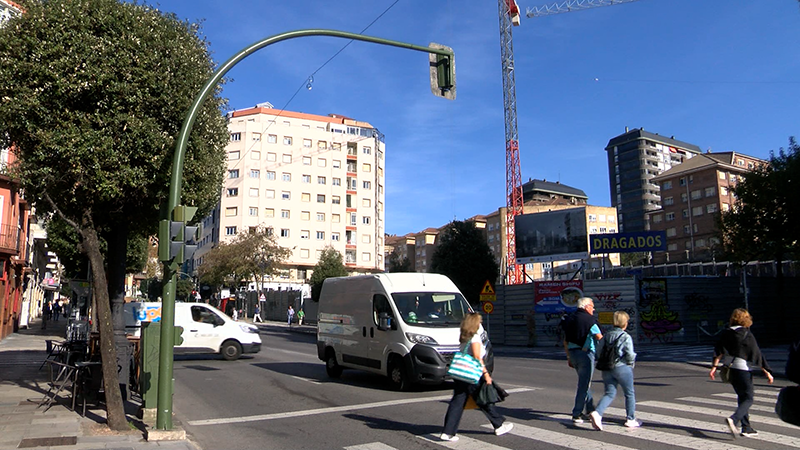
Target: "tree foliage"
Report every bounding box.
[309,246,348,301]
[0,0,229,430]
[386,249,412,272]
[430,220,499,305]
[718,138,800,269]
[197,228,292,290]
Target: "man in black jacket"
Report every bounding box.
[562,297,603,423]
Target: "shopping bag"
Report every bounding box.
[464,395,478,410]
[447,351,483,385]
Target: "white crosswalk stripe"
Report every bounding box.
[638,400,795,430]
[344,443,398,450]
[679,396,776,413]
[711,392,777,403]
[418,433,511,450]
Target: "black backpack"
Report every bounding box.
[596,333,622,371]
[787,338,800,385]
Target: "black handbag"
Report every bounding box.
[719,365,731,383]
[475,381,508,406]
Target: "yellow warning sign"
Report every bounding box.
[481,280,495,295]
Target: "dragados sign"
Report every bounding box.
[589,231,666,254]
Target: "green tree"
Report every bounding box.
[620,252,649,267]
[386,249,412,272]
[309,246,349,301]
[197,227,292,292]
[430,220,499,306]
[718,138,800,273]
[175,278,194,302]
[0,0,228,430]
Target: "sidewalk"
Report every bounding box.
[0,318,199,450]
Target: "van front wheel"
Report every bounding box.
[389,357,411,392]
[325,351,343,378]
[221,340,242,361]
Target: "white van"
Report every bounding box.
[317,273,491,390]
[124,302,261,360]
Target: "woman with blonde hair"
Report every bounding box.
[441,313,512,441]
[710,308,773,438]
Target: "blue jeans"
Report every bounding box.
[568,348,595,418]
[595,364,636,420]
[729,368,754,430]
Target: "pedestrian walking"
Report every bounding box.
[253,304,263,323]
[232,308,239,321]
[441,312,513,442]
[53,301,61,322]
[710,308,773,438]
[589,311,639,431]
[41,302,50,329]
[287,305,295,326]
[561,297,603,424]
[297,308,305,326]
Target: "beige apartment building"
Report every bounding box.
[195,103,386,284]
[647,151,766,264]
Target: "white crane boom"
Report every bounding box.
[526,0,640,18]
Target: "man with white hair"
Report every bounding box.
[562,297,603,423]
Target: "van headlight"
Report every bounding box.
[240,324,259,334]
[406,333,438,345]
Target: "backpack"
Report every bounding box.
[788,338,800,385]
[596,333,623,371]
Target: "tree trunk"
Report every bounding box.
[80,224,128,431]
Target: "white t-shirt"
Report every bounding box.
[467,324,487,360]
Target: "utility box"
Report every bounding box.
[139,321,161,420]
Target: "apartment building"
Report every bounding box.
[606,128,702,233]
[195,103,385,284]
[647,151,766,264]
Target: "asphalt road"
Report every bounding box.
[172,326,800,450]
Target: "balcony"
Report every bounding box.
[0,223,20,254]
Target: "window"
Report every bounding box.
[301,211,310,221]
[280,229,290,238]
[249,207,258,216]
[282,154,292,163]
[268,134,277,144]
[332,178,341,186]
[691,190,702,200]
[267,152,277,162]
[281,209,290,219]
[730,174,738,183]
[666,227,677,237]
[227,188,238,197]
[228,169,239,178]
[282,173,291,182]
[707,203,718,213]
[667,243,678,251]
[685,240,693,249]
[720,186,729,196]
[250,169,260,178]
[704,187,715,197]
[599,227,607,232]
[333,160,341,169]
[264,208,274,218]
[303,156,312,165]
[680,193,688,203]
[662,180,672,190]
[249,188,259,197]
[362,216,371,225]
[318,141,327,150]
[316,213,325,221]
[283,136,292,145]
[363,146,371,155]
[251,151,260,160]
[300,230,310,240]
[683,225,691,235]
[682,209,689,218]
[332,143,341,151]
[722,203,730,212]
[692,206,703,216]
[266,171,276,180]
[230,132,241,141]
[362,163,371,172]
[362,181,371,190]
[362,252,371,262]
[225,226,237,235]
[316,231,325,240]
[347,161,357,172]
[331,232,340,241]
[332,214,340,223]
[696,238,706,248]
[679,177,687,186]
[225,207,238,217]
[301,193,311,202]
[599,214,606,222]
[350,213,357,225]
[666,212,675,221]
[303,139,312,148]
[228,151,240,160]
[332,195,340,205]
[265,189,275,199]
[664,197,674,206]
[300,249,310,259]
[317,176,326,185]
[362,198,371,207]
[317,194,326,203]
[362,234,371,244]
[652,214,662,224]
[718,171,726,180]
[318,158,327,167]
[281,191,290,200]
[302,174,311,183]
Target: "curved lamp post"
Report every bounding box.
[156,29,455,430]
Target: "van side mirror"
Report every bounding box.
[378,313,395,331]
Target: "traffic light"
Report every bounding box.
[428,42,456,100]
[158,205,200,263]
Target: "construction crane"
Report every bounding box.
[498,0,639,285]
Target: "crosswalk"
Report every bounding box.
[508,344,716,363]
[342,387,798,450]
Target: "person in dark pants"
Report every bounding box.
[562,297,603,423]
[710,308,773,438]
[441,313,512,442]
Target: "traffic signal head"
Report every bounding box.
[428,43,456,100]
[158,205,201,263]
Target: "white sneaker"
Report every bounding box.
[624,419,641,428]
[495,422,513,436]
[440,433,459,442]
[725,417,738,438]
[589,411,603,431]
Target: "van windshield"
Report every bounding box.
[392,292,473,327]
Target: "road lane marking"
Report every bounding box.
[344,443,398,450]
[605,406,800,448]
[711,392,777,403]
[419,433,510,449]
[638,400,795,429]
[187,387,537,426]
[290,375,321,385]
[476,421,638,450]
[678,396,776,413]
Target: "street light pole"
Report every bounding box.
[156,29,455,430]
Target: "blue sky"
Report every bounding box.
[150,0,800,236]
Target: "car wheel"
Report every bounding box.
[221,340,242,361]
[388,357,411,391]
[325,350,343,378]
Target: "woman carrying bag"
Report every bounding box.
[709,308,774,438]
[441,313,513,442]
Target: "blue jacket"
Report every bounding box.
[599,327,636,368]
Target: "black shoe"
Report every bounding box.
[572,413,590,424]
[741,428,758,437]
